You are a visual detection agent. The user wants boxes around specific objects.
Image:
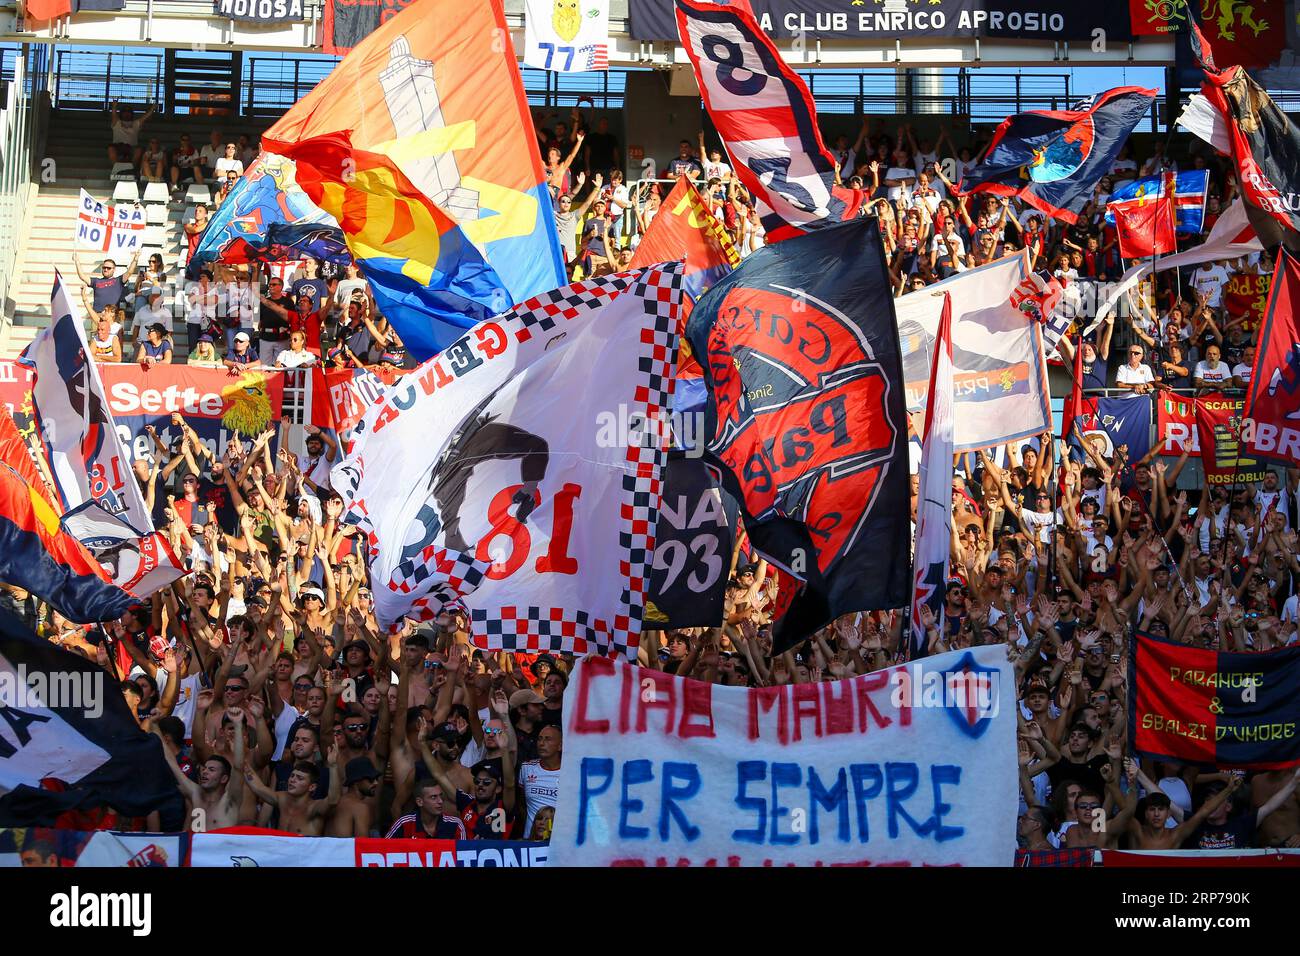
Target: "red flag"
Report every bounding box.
[1192,0,1285,70]
[1244,250,1300,465]
[25,0,73,21]
[1127,0,1188,35]
[1110,179,1177,259]
[1061,337,1085,443]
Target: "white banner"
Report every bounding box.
[19,275,154,535]
[75,189,145,256]
[523,0,609,72]
[549,645,1018,867]
[333,264,683,660]
[189,831,549,867]
[895,252,1051,452]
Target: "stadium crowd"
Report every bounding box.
[3,104,1297,857]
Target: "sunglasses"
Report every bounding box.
[343,724,368,732]
[1076,802,1101,812]
[293,683,314,691]
[483,727,503,737]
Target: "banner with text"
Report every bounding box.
[75,190,145,256]
[549,646,1017,866]
[1156,392,1268,485]
[189,829,548,867]
[1132,632,1300,769]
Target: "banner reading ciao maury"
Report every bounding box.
[549,645,1016,866]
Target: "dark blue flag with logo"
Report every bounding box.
[957,86,1157,224]
[645,455,739,630]
[0,609,180,825]
[686,216,911,653]
[1067,394,1153,467]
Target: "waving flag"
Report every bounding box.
[1244,250,1300,467]
[910,294,953,660]
[686,217,911,652]
[270,132,506,359]
[333,264,683,660]
[0,414,141,623]
[956,87,1157,224]
[895,252,1052,452]
[1109,174,1177,259]
[673,0,864,243]
[186,154,344,279]
[1105,169,1209,234]
[0,611,178,825]
[1179,19,1300,244]
[264,0,565,315]
[1090,197,1264,331]
[19,276,152,534]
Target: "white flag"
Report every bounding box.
[75,189,145,255]
[910,293,954,659]
[19,275,154,536]
[524,0,609,72]
[333,263,683,660]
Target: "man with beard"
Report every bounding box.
[329,758,383,837]
[244,745,341,836]
[272,725,328,798]
[157,709,245,830]
[385,779,466,839]
[423,721,474,794]
[509,689,545,764]
[417,744,517,841]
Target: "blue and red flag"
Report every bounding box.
[674,0,865,243]
[186,153,344,279]
[1132,632,1300,769]
[267,131,507,360]
[686,216,911,652]
[1105,169,1210,234]
[957,86,1157,224]
[0,412,139,623]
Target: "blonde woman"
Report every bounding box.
[187,333,221,368]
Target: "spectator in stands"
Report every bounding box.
[544,131,585,202]
[665,139,703,179]
[1194,344,1232,394]
[186,270,219,355]
[290,258,331,313]
[89,313,123,364]
[214,171,240,210]
[223,332,259,373]
[132,285,173,349]
[215,143,245,179]
[554,173,599,278]
[188,334,221,368]
[258,275,294,365]
[275,329,317,369]
[108,99,156,168]
[137,323,174,367]
[223,269,258,354]
[581,116,620,178]
[1115,345,1156,396]
[140,137,168,186]
[581,197,614,277]
[200,131,226,181]
[74,248,142,313]
[184,205,210,263]
[332,262,367,320]
[237,134,257,168]
[171,134,205,193]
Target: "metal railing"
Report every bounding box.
[51,49,164,110]
[0,46,44,322]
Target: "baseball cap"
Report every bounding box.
[234,331,250,343]
[197,334,214,344]
[298,585,325,603]
[141,284,161,298]
[342,638,371,658]
[471,760,502,783]
[147,322,167,335]
[343,757,381,788]
[509,689,544,710]
[379,351,402,365]
[431,722,460,743]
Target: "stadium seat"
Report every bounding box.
[142,182,170,204]
[184,185,212,206]
[109,162,136,182]
[112,180,140,203]
[143,225,167,246]
[145,204,168,225]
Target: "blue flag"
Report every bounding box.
[957,87,1157,224]
[1068,394,1153,467]
[1105,170,1210,235]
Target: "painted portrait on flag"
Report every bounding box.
[334,264,684,660]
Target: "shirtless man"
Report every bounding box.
[1253,767,1300,847]
[328,757,382,837]
[158,709,245,831]
[1125,774,1243,849]
[1062,763,1137,850]
[244,745,341,836]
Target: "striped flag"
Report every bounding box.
[910,294,954,659]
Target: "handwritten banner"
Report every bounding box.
[549,646,1017,866]
[76,189,145,255]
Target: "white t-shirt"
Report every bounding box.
[1115,362,1155,390]
[297,450,333,489]
[215,157,244,177]
[1232,362,1253,385]
[186,286,218,324]
[1194,360,1230,386]
[1190,265,1231,307]
[272,701,304,761]
[134,301,173,334]
[1020,508,1055,544]
[931,232,966,260]
[518,759,561,836]
[276,349,317,369]
[111,117,144,147]
[199,144,224,170]
[703,159,732,182]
